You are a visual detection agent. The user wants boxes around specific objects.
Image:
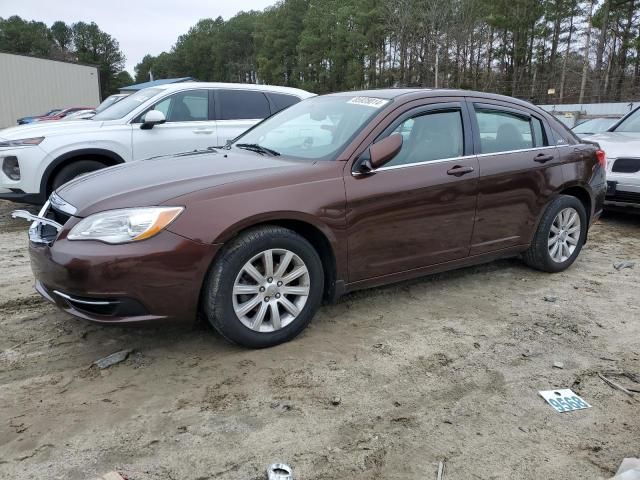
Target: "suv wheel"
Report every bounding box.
[203,226,324,348]
[523,195,587,273]
[50,160,106,192]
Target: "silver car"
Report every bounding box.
[587,107,640,209]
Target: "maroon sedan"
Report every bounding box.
[14,89,606,348]
[36,107,94,121]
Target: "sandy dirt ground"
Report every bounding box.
[0,199,638,480]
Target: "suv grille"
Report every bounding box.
[612,158,640,174]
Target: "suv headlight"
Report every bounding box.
[67,207,184,244]
[0,137,45,147]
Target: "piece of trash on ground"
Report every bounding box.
[609,458,640,480]
[93,349,132,369]
[539,389,591,413]
[543,296,558,302]
[598,372,638,400]
[613,261,635,270]
[92,472,127,480]
[437,458,446,480]
[553,361,564,369]
[267,463,293,480]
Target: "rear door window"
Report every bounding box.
[475,108,534,153]
[218,90,271,120]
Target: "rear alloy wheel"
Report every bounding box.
[523,195,587,273]
[547,207,581,263]
[204,226,324,348]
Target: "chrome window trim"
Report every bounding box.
[375,154,475,172]
[475,145,556,158]
[354,146,556,175]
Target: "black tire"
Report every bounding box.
[523,195,587,273]
[203,226,324,348]
[50,160,106,192]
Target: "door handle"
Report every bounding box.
[534,153,554,163]
[447,165,474,176]
[193,129,214,134]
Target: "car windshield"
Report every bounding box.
[572,118,617,134]
[612,108,640,133]
[232,95,390,160]
[93,88,162,121]
[95,95,126,114]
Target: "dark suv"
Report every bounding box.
[15,89,606,348]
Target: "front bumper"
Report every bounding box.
[28,230,221,325]
[0,145,49,202]
[605,179,640,209]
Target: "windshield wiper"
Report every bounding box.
[235,143,280,156]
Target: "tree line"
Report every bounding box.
[0,16,132,98]
[135,0,639,104]
[2,1,638,104]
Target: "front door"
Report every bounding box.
[131,89,216,160]
[467,101,563,255]
[345,102,479,282]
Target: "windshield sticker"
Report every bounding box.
[347,97,389,108]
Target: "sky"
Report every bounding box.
[1,0,275,75]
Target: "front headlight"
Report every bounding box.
[67,207,184,244]
[0,137,45,147]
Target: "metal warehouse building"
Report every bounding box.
[0,52,100,129]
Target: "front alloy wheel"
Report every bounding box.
[233,249,310,332]
[204,226,324,348]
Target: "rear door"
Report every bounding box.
[467,100,563,255]
[131,89,216,160]
[214,89,272,146]
[345,100,479,282]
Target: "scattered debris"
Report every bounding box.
[437,459,446,480]
[539,389,591,413]
[543,296,558,303]
[609,458,640,480]
[267,463,293,480]
[553,362,564,369]
[600,356,617,362]
[331,396,341,406]
[93,349,132,369]
[92,472,127,480]
[598,372,638,400]
[613,261,635,271]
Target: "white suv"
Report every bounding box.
[0,83,314,204]
[586,106,640,209]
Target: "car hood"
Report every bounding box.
[0,119,105,140]
[56,149,316,217]
[585,131,640,158]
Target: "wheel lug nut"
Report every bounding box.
[264,296,270,302]
[275,293,281,299]
[267,277,273,283]
[259,287,265,292]
[277,281,283,287]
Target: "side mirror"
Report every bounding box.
[355,133,403,173]
[140,110,166,130]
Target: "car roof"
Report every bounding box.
[155,82,315,98]
[326,88,545,110]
